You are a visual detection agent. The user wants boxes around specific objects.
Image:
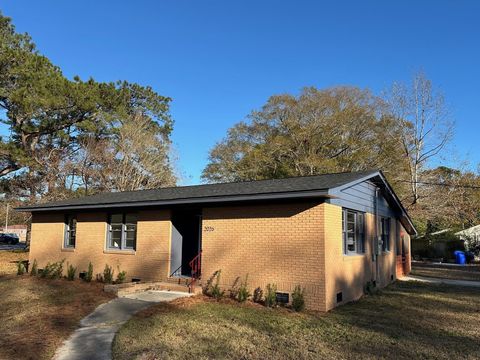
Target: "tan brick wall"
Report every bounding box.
[29,210,171,282]
[28,201,408,312]
[323,205,399,311]
[201,202,326,311]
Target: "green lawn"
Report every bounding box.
[113,281,480,360]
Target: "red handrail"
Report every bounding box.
[188,251,202,292]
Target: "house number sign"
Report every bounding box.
[204,226,214,232]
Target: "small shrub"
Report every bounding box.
[228,277,240,299]
[17,261,26,275]
[264,283,277,308]
[41,259,65,279]
[103,264,114,284]
[66,263,77,281]
[364,281,379,295]
[116,267,127,283]
[85,262,93,282]
[211,283,224,299]
[237,274,251,303]
[96,273,104,282]
[30,259,38,276]
[291,285,305,312]
[202,270,217,295]
[253,287,263,303]
[203,270,224,299]
[40,262,51,278]
[52,259,65,279]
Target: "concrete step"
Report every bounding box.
[104,281,203,297]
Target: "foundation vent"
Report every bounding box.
[275,292,289,304]
[336,292,343,303]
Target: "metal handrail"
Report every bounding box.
[188,251,202,292]
[170,264,182,277]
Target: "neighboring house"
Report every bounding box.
[16,170,416,312]
[456,225,480,242]
[1,224,27,242]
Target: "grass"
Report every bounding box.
[0,251,114,360]
[411,263,480,282]
[113,281,480,360]
[0,249,28,275]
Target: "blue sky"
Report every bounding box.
[2,1,479,184]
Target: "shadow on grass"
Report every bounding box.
[325,281,480,359]
[114,282,480,360]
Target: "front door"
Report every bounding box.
[170,223,183,276]
[170,209,202,277]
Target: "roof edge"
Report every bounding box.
[15,189,332,212]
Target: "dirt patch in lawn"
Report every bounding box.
[0,273,114,360]
[113,281,480,360]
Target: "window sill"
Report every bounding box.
[343,254,365,261]
[103,249,136,255]
[61,247,75,252]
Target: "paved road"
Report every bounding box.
[0,242,27,251]
[401,275,480,288]
[53,290,192,360]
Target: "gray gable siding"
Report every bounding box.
[329,181,397,217]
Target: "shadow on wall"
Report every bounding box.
[32,209,170,223]
[202,241,389,311]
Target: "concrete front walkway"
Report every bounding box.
[53,291,192,360]
[401,275,480,288]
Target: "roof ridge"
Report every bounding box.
[89,169,380,197]
[15,169,382,211]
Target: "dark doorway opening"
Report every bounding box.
[170,209,202,277]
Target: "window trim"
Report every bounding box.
[63,215,76,249]
[342,209,365,256]
[106,213,137,251]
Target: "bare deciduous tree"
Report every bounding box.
[385,72,454,208]
[72,114,176,193]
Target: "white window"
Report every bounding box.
[107,213,137,250]
[381,217,391,252]
[64,215,76,248]
[342,209,365,255]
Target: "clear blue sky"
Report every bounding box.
[2,1,479,184]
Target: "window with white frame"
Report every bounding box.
[380,217,391,252]
[64,215,76,248]
[342,209,365,255]
[107,213,137,250]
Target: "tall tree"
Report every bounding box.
[202,86,407,184]
[417,166,480,231]
[384,72,454,208]
[68,113,176,194]
[0,12,175,201]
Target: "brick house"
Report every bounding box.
[17,170,415,311]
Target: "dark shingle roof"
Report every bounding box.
[16,170,378,211]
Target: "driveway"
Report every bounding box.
[53,290,192,360]
[401,275,480,288]
[0,242,27,251]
